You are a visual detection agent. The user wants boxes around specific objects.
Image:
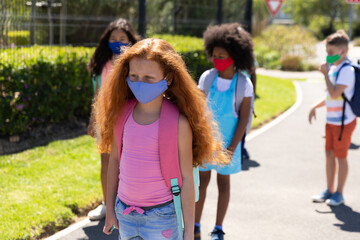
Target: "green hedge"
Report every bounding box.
[8,31,30,46]
[0,35,211,137]
[0,46,93,136]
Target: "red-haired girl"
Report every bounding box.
[96,38,228,240]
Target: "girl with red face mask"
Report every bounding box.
[195,23,255,240]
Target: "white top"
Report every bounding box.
[326,60,355,125]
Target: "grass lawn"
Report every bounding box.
[0,137,101,240]
[0,74,296,240]
[251,75,296,128]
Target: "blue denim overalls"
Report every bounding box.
[200,72,242,175]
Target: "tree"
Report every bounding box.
[285,0,355,38]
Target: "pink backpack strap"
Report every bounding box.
[159,99,182,189]
[115,99,137,161]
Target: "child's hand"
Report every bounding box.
[103,212,119,235]
[308,108,316,124]
[319,62,329,76]
[226,146,235,160]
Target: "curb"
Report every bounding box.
[44,218,91,240]
[247,81,302,142]
[44,81,302,240]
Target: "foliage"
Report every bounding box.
[254,25,317,71]
[353,37,360,47]
[252,0,271,36]
[0,35,211,137]
[151,34,204,52]
[280,55,303,71]
[284,0,360,39]
[7,31,30,46]
[0,46,93,136]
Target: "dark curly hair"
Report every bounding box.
[203,23,254,73]
[88,18,140,76]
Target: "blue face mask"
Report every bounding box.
[126,76,168,104]
[108,41,129,55]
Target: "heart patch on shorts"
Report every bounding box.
[162,229,173,238]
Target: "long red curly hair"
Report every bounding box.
[95,38,229,166]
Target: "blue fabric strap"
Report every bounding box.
[171,178,183,239]
[193,166,200,202]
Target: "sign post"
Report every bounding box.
[346,0,360,40]
[265,0,284,17]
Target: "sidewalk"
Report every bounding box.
[49,75,360,239]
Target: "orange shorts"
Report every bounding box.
[325,119,356,158]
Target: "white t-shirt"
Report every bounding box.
[198,75,254,117]
[326,60,355,125]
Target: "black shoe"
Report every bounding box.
[211,229,225,240]
[242,147,250,160]
[194,225,201,240]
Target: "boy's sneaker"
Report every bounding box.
[326,192,344,206]
[88,202,106,220]
[194,225,201,240]
[211,229,225,240]
[312,189,332,202]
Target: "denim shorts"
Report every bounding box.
[115,196,181,240]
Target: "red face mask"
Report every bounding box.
[213,57,234,72]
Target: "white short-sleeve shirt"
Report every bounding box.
[326,60,356,125]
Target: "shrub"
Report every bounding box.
[7,31,30,46]
[353,37,360,47]
[0,46,93,136]
[254,25,317,71]
[0,35,210,137]
[280,55,303,71]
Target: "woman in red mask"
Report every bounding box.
[195,23,255,240]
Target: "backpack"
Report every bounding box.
[335,63,360,140]
[115,98,200,237]
[91,74,102,94]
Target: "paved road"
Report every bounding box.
[52,78,360,240]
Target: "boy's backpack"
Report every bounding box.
[335,63,360,140]
[115,98,200,237]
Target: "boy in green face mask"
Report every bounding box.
[308,30,356,207]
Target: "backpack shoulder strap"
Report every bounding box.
[91,74,102,94]
[334,62,351,141]
[235,71,248,113]
[201,68,218,96]
[335,62,350,84]
[159,99,184,235]
[115,99,137,161]
[159,99,182,189]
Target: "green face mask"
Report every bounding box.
[326,50,342,64]
[326,54,341,64]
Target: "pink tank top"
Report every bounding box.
[117,111,173,207]
[101,60,113,88]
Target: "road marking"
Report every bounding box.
[247,81,302,142]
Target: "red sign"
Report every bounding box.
[346,0,360,3]
[265,0,284,16]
